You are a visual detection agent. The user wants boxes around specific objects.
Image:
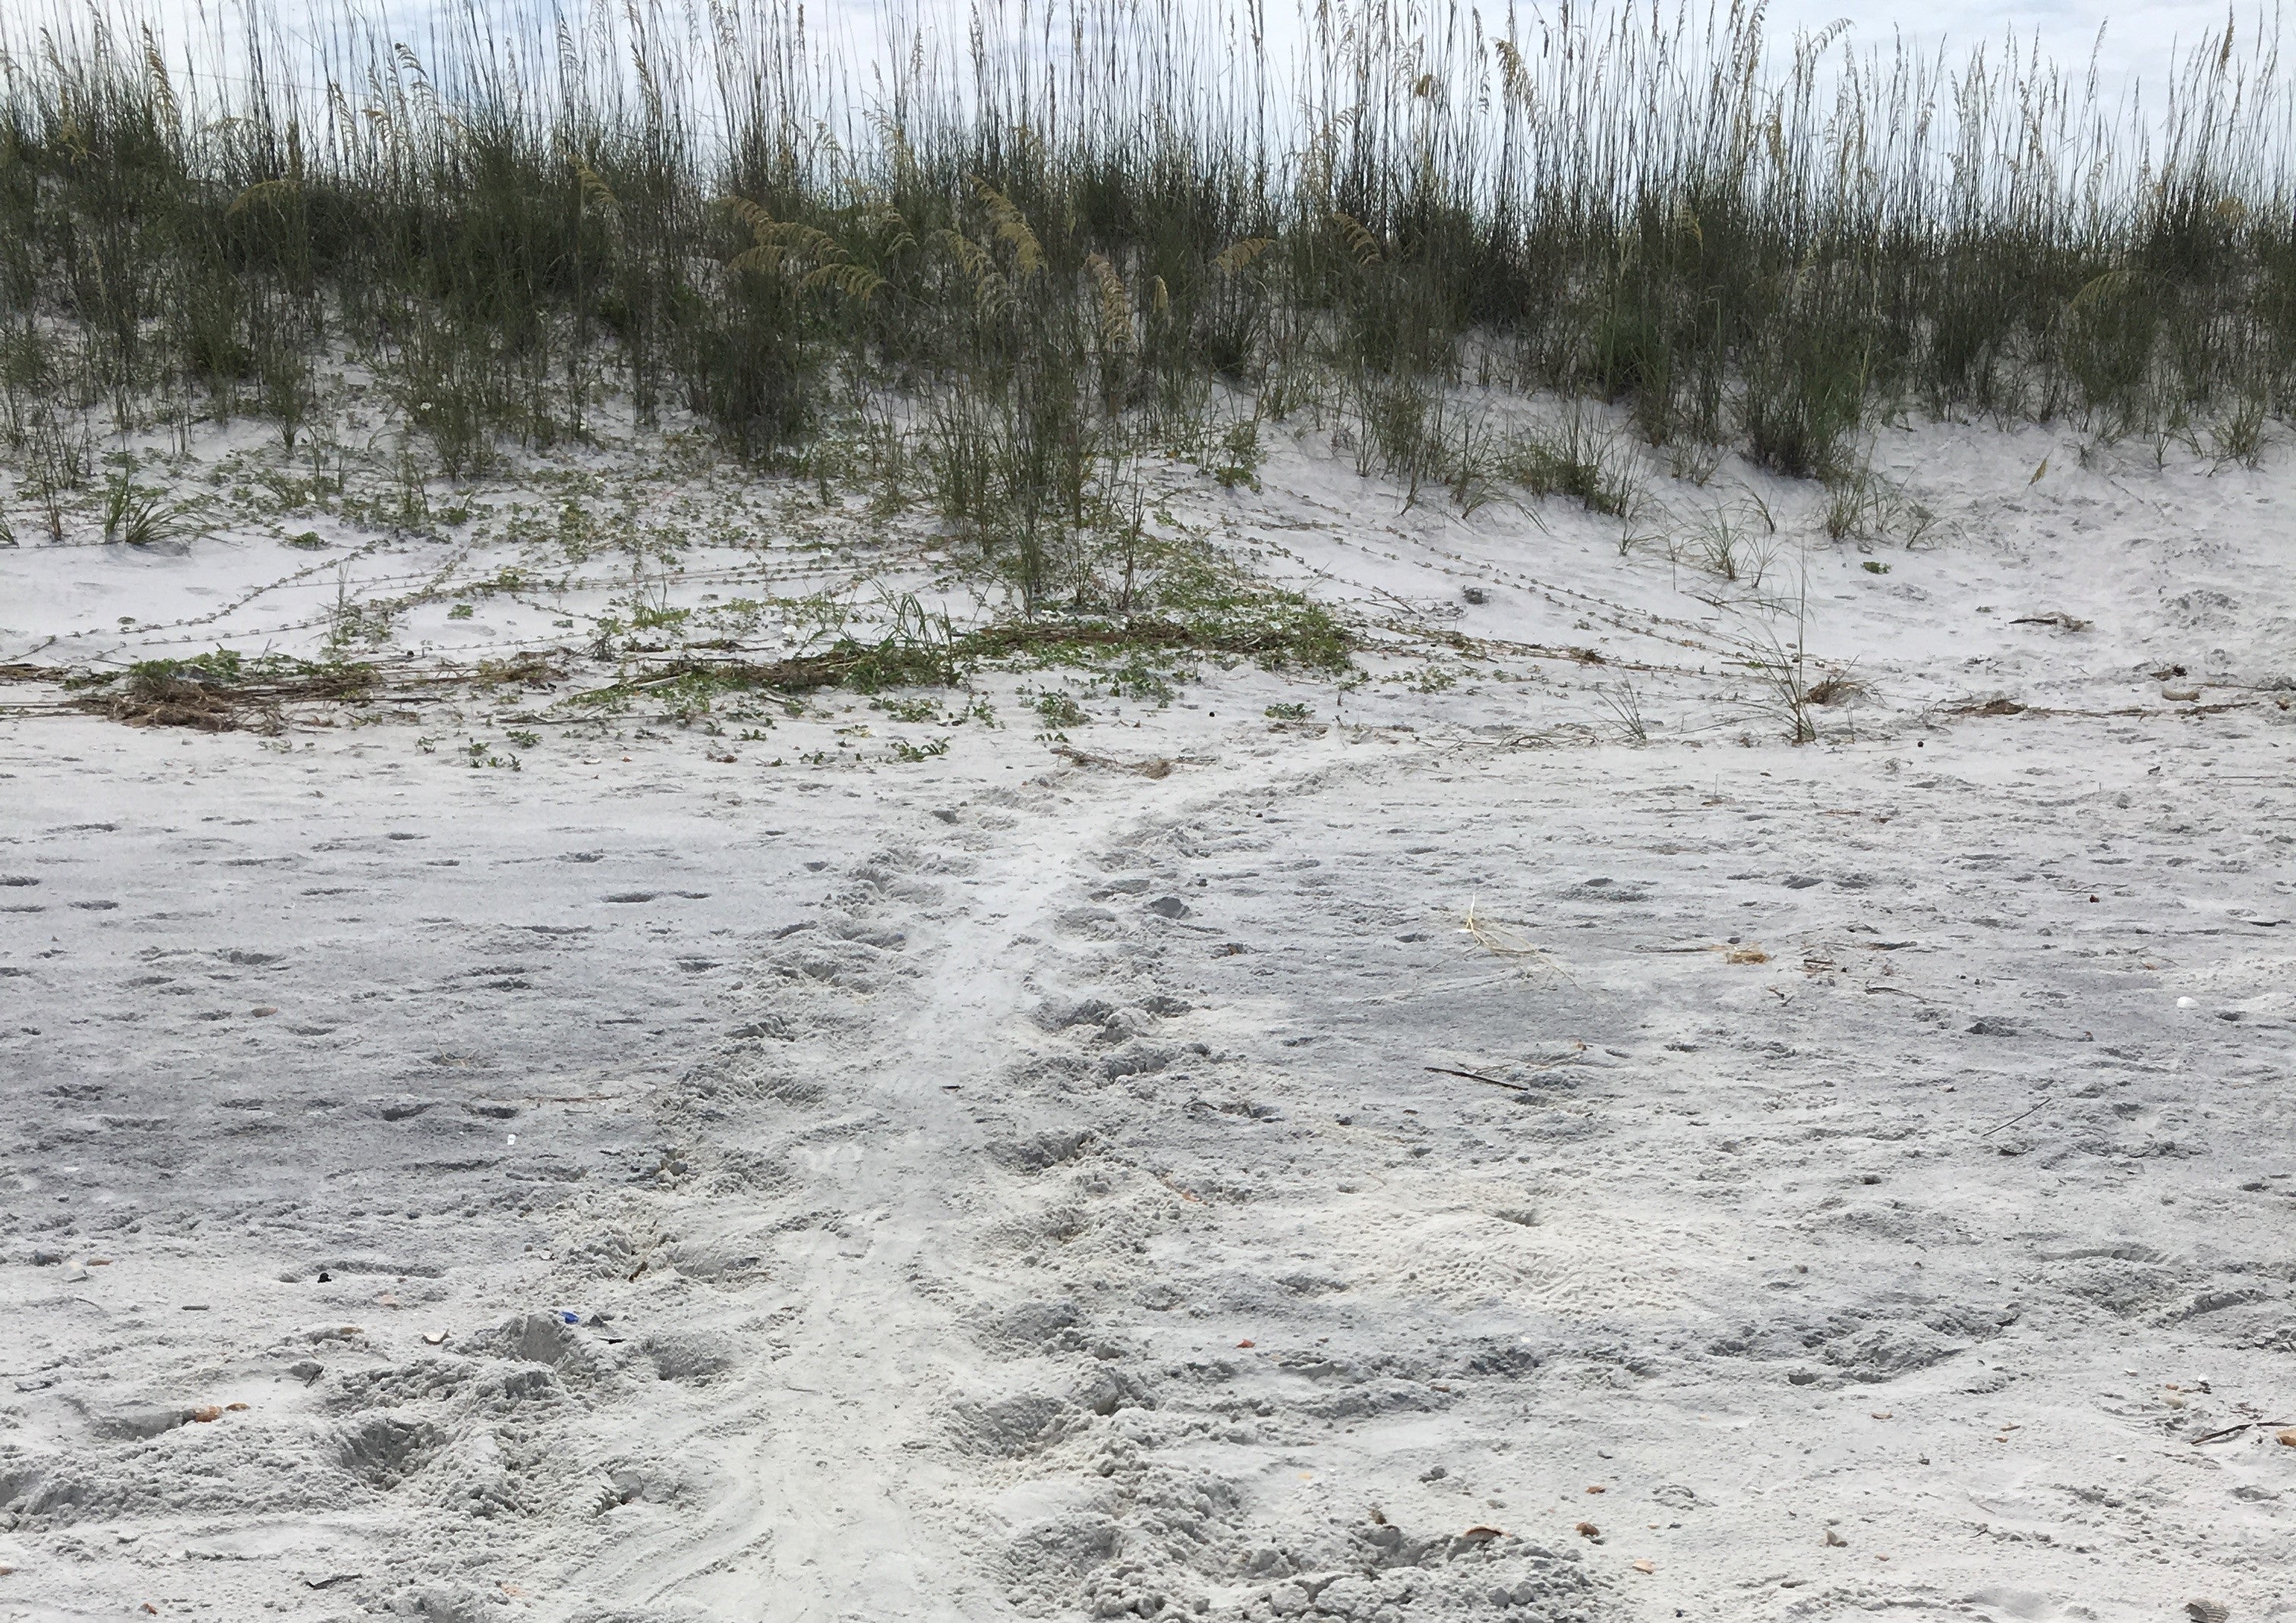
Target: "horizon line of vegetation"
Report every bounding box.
[5,0,2294,614]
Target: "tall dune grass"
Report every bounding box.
[2,0,2292,557]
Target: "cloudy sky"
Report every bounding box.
[44,0,2272,122]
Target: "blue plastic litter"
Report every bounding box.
[559,1310,580,1324]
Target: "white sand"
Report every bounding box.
[2,413,2292,1623]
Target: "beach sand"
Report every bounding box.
[2,414,2291,1622]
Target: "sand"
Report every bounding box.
[1,409,2292,1623]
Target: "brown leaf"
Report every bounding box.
[1585,1484,1607,1494]
[1575,1521,1601,1539]
[2010,611,2089,631]
[188,1406,221,1423]
[2279,1429,2296,1448]
[225,1402,249,1412]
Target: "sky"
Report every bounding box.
[33,0,2275,119]
[1743,0,2238,71]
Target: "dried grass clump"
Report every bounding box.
[99,669,251,732]
[1460,900,1566,980]
[71,655,377,732]
[1460,902,1535,957]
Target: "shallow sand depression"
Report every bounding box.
[2,422,2294,1623]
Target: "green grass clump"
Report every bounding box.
[76,648,374,696]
